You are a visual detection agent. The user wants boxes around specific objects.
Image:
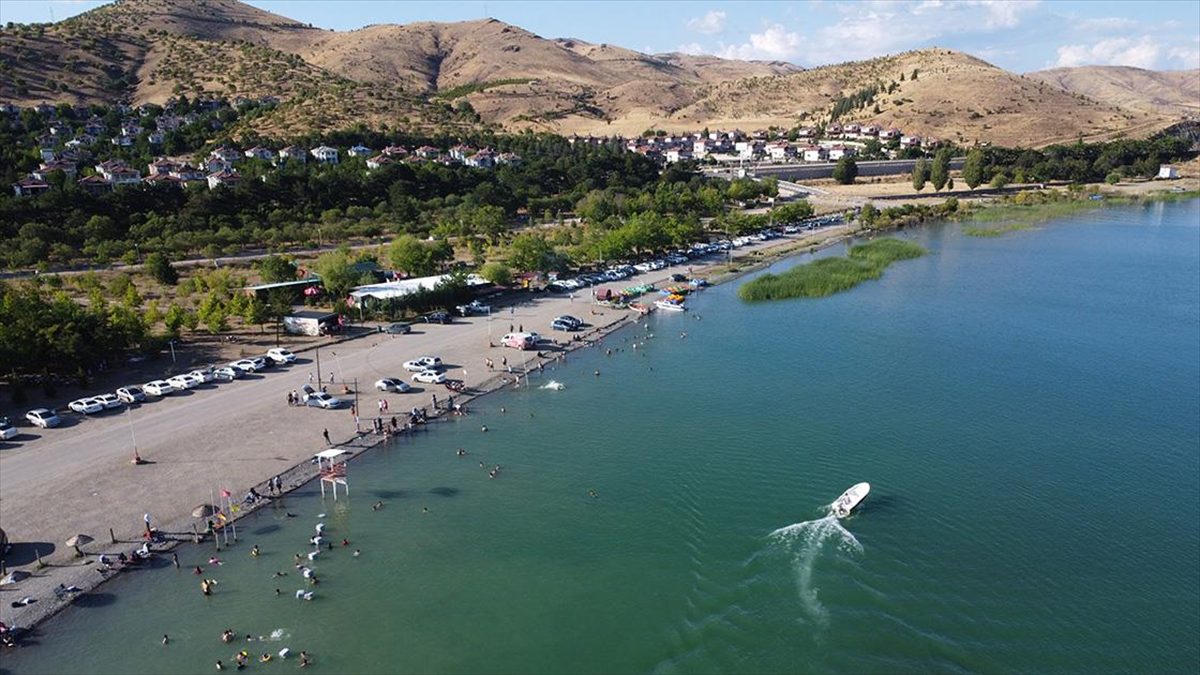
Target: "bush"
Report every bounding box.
[144,252,178,285]
[1105,172,1121,185]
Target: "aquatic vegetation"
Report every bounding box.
[738,239,925,301]
[962,223,1033,237]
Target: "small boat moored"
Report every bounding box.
[832,482,870,518]
[654,299,686,312]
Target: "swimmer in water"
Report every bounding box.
[353,549,361,557]
[500,406,506,413]
[589,489,598,498]
[422,507,429,513]
[457,448,466,456]
[194,565,204,575]
[208,556,223,565]
[272,571,287,578]
[216,660,224,670]
[372,501,383,511]
[341,538,350,546]
[481,425,488,432]
[163,634,170,645]
[250,545,260,557]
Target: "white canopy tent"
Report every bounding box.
[348,273,490,304]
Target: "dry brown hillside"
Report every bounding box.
[0,0,1181,146]
[1027,66,1200,117]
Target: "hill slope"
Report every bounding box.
[0,0,1181,145]
[1026,66,1200,117]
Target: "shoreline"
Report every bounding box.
[0,221,855,639]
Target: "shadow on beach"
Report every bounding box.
[2,542,56,566]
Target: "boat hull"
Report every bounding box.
[832,482,870,518]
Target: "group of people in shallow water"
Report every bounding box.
[215,648,310,670]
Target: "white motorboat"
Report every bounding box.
[832,482,870,518]
[654,300,686,312]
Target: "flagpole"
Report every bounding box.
[210,487,219,551]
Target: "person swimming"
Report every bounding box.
[341,538,350,546]
[353,549,361,557]
[372,501,384,511]
[250,545,260,557]
[272,571,287,578]
[208,556,223,565]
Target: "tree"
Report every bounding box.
[389,235,451,277]
[197,292,228,334]
[479,261,513,287]
[930,148,950,191]
[962,148,986,189]
[990,172,1010,189]
[911,158,930,192]
[258,255,298,283]
[507,233,555,273]
[145,252,178,285]
[314,247,358,299]
[860,203,879,228]
[1105,171,1121,185]
[243,296,268,332]
[832,157,858,185]
[181,309,200,334]
[164,303,186,336]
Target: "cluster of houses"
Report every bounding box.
[12,121,525,197]
[571,123,940,165]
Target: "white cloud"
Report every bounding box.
[716,24,802,61]
[970,0,1040,29]
[686,10,727,35]
[1054,36,1161,69]
[1169,41,1200,70]
[676,42,708,56]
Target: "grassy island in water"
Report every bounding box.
[738,238,926,301]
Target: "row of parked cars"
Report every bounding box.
[20,348,298,430]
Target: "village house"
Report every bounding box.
[381,145,408,157]
[803,145,829,162]
[496,152,522,166]
[880,128,901,140]
[147,158,179,176]
[209,146,242,164]
[205,157,232,174]
[95,159,142,184]
[147,131,165,145]
[449,144,474,162]
[860,124,880,137]
[765,141,792,162]
[110,135,134,147]
[465,148,497,168]
[207,169,242,190]
[414,145,441,159]
[366,154,394,170]
[827,144,856,161]
[171,163,207,183]
[278,145,307,164]
[664,148,692,164]
[244,146,275,161]
[12,177,51,197]
[33,161,77,181]
[143,173,183,187]
[310,145,339,164]
[76,174,113,194]
[347,144,372,157]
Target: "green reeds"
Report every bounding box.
[738,238,925,301]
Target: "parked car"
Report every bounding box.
[305,392,344,409]
[188,368,216,384]
[231,358,265,373]
[456,300,491,316]
[424,311,452,324]
[68,398,104,415]
[214,366,242,381]
[551,318,578,332]
[501,333,535,350]
[412,370,447,384]
[404,356,443,372]
[26,408,61,428]
[267,348,296,364]
[555,315,583,329]
[375,378,412,393]
[384,322,412,335]
[93,393,124,410]
[116,386,147,404]
[167,374,200,390]
[0,417,17,440]
[143,380,175,397]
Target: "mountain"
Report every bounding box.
[0,0,1180,145]
[1026,66,1200,117]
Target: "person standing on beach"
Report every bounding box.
[172,552,179,569]
[431,393,438,410]
[322,428,331,445]
[309,372,314,384]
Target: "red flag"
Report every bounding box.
[220,488,232,498]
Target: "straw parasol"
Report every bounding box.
[192,504,218,518]
[65,534,94,557]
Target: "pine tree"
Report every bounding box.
[962,148,986,189]
[912,158,929,192]
[930,148,950,191]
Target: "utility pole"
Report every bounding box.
[315,348,322,384]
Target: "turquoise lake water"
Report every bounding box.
[3,200,1198,674]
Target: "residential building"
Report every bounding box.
[244,146,275,161]
[348,144,372,157]
[278,145,307,164]
[802,145,829,162]
[77,175,113,194]
[207,169,242,189]
[12,177,51,197]
[310,145,339,164]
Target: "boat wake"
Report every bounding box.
[541,380,565,390]
[768,514,862,626]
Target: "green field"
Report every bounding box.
[738,238,926,301]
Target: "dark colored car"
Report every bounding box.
[384,322,412,334]
[424,311,452,324]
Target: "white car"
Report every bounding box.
[143,380,175,397]
[412,370,447,385]
[0,418,17,440]
[26,408,61,428]
[188,368,216,384]
[231,358,264,373]
[267,348,296,364]
[305,392,344,409]
[167,374,200,390]
[93,393,124,410]
[68,398,104,415]
[375,378,412,393]
[116,386,147,403]
[404,356,443,372]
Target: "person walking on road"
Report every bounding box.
[322,428,331,446]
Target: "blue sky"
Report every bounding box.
[3,0,1198,73]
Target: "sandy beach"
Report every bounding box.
[0,223,854,633]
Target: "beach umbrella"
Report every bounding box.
[65,534,93,557]
[192,504,218,518]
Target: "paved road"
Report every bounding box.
[705,157,966,182]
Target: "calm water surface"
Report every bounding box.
[4,200,1198,674]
